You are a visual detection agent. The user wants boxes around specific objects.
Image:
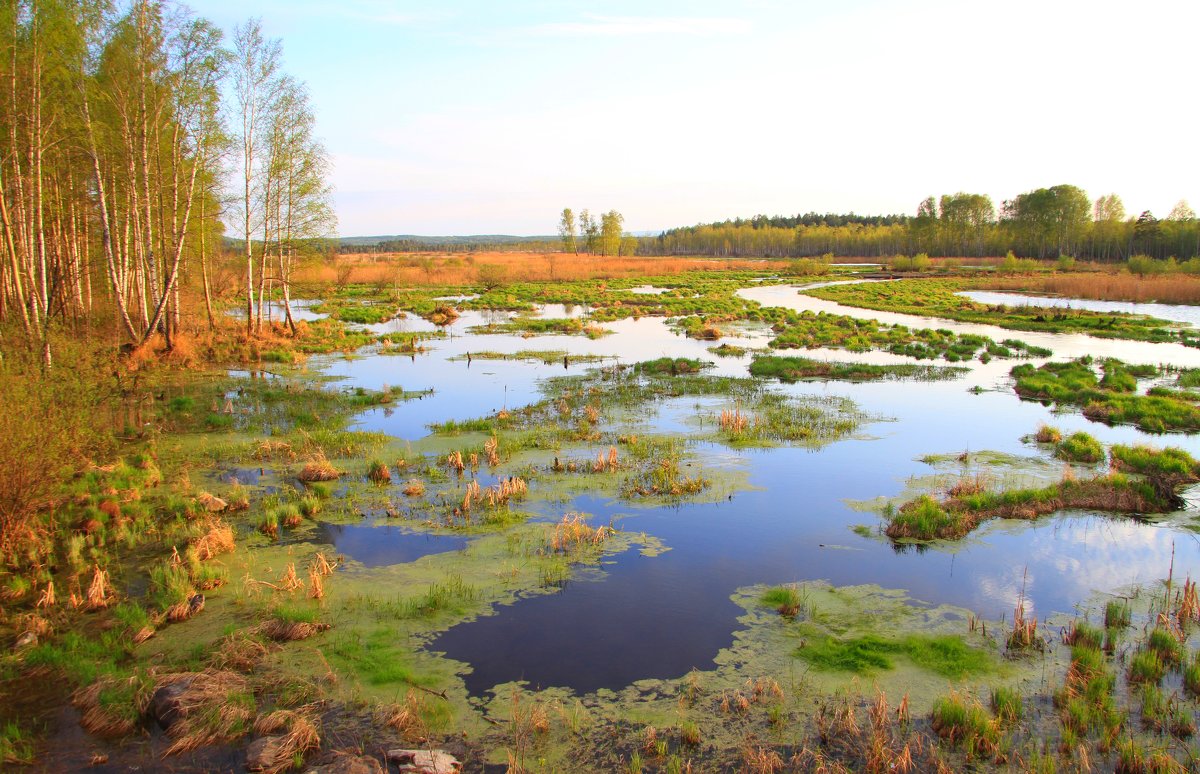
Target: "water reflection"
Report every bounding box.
[303,286,1200,696]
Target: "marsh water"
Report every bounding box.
[297,284,1200,698]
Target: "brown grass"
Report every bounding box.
[308,567,324,600]
[402,479,426,497]
[982,272,1200,304]
[85,564,113,609]
[192,519,235,560]
[156,670,254,755]
[298,453,339,482]
[549,513,611,553]
[259,619,332,642]
[36,580,56,609]
[210,631,270,672]
[292,252,790,287]
[380,691,433,742]
[254,440,296,462]
[1034,424,1062,444]
[247,712,321,774]
[73,674,153,737]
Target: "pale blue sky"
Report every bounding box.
[199,0,1200,236]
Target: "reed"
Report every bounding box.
[298,452,339,482]
[367,460,391,485]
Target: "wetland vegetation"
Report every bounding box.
[2,5,1200,768]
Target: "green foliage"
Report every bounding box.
[1110,444,1200,479]
[990,686,1023,723]
[1013,358,1200,433]
[149,560,194,613]
[749,355,961,383]
[1054,432,1104,464]
[1104,599,1131,629]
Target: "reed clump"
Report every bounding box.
[298,453,339,482]
[548,513,612,554]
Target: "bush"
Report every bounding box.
[0,344,113,570]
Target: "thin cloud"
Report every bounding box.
[526,14,752,37]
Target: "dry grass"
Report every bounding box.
[156,670,254,755]
[308,567,324,599]
[983,272,1200,304]
[165,595,203,623]
[191,519,235,560]
[720,406,752,434]
[254,440,296,462]
[247,714,320,774]
[36,580,56,609]
[210,632,270,672]
[380,691,433,742]
[259,619,332,642]
[298,453,339,483]
[945,474,989,498]
[73,674,153,737]
[402,479,426,497]
[85,564,113,610]
[293,252,789,287]
[549,513,612,553]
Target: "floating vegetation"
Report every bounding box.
[749,354,965,382]
[1013,357,1200,433]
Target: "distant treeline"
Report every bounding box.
[340,235,561,254]
[640,187,1200,261]
[336,185,1200,262]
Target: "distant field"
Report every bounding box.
[293,251,794,286]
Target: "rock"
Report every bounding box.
[197,492,228,512]
[387,749,461,773]
[148,675,197,729]
[246,735,288,771]
[13,631,37,650]
[304,751,384,774]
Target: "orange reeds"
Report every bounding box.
[292,252,789,288]
[298,453,339,482]
[85,565,112,609]
[402,479,425,497]
[484,436,500,467]
[549,513,611,552]
[192,520,235,560]
[308,567,324,600]
[720,405,751,434]
[446,450,464,473]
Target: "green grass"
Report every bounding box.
[748,354,963,383]
[148,560,194,613]
[796,634,991,677]
[806,277,1189,344]
[0,721,34,765]
[886,473,1174,542]
[930,693,1000,756]
[1105,599,1132,629]
[1127,649,1166,684]
[1054,432,1104,464]
[1013,358,1200,433]
[990,686,1023,723]
[1067,620,1105,650]
[1110,444,1200,480]
[275,604,322,624]
[1145,628,1185,666]
[760,585,802,616]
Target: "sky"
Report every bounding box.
[199,0,1200,237]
